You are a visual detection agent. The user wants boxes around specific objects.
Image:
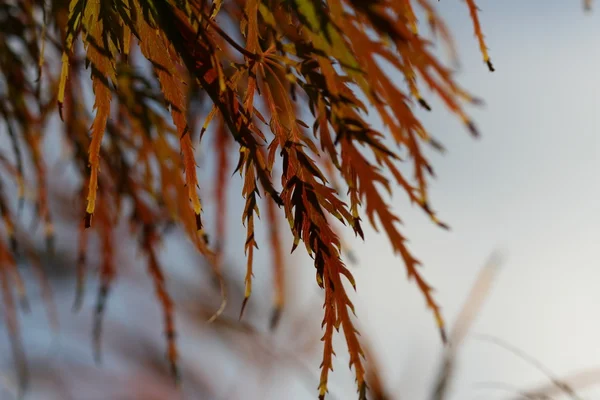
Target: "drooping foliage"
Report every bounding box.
[0,0,501,398]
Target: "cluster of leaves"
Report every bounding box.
[0,0,499,398]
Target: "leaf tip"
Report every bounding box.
[239,296,250,321]
[466,120,480,138]
[58,101,64,121]
[418,98,432,111]
[440,327,448,345]
[195,213,203,231]
[84,212,93,229]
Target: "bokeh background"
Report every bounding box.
[1,1,600,399]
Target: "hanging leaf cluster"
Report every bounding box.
[0,0,499,398]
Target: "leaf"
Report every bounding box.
[465,0,495,71]
[0,0,507,398]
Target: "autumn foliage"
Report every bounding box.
[0,0,498,398]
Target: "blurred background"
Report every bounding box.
[2,1,600,399]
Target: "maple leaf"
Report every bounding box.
[0,0,513,397]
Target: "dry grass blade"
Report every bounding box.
[473,381,553,399]
[474,335,582,400]
[518,367,600,399]
[429,251,504,400]
[449,252,504,347]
